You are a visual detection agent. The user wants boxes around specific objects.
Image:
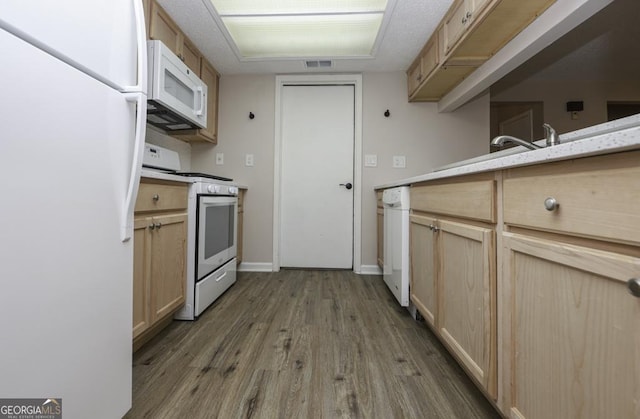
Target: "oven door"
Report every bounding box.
[196,195,237,281]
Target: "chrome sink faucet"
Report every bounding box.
[491,123,560,150]
[542,123,560,146]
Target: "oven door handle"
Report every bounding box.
[200,196,238,205]
[215,271,227,282]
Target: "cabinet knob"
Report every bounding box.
[155,222,162,230]
[628,278,640,298]
[153,194,160,201]
[428,224,440,233]
[462,17,467,24]
[544,197,559,211]
[149,224,155,230]
[466,11,472,19]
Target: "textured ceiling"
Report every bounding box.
[155,0,455,74]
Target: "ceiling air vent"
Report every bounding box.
[305,60,333,69]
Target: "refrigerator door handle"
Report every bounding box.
[122,0,147,94]
[122,92,147,242]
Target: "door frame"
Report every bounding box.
[273,74,363,273]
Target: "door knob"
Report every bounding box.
[339,182,353,190]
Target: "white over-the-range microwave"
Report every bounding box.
[146,40,207,131]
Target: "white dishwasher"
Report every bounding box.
[382,186,410,307]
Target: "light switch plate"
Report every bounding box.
[392,155,406,168]
[216,153,224,165]
[245,154,254,167]
[364,154,377,167]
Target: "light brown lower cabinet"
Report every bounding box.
[237,188,245,264]
[133,180,187,350]
[504,233,640,419]
[409,214,438,328]
[407,151,639,416]
[410,175,498,400]
[438,220,496,398]
[410,215,497,398]
[133,213,187,342]
[377,191,384,269]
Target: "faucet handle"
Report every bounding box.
[543,123,560,146]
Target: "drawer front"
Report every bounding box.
[411,180,496,222]
[135,181,188,213]
[503,156,640,245]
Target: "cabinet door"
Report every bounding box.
[199,60,219,142]
[504,233,640,419]
[410,215,438,328]
[133,217,151,339]
[407,59,423,95]
[150,213,187,321]
[377,207,384,268]
[237,189,245,264]
[438,220,496,397]
[149,2,181,55]
[181,38,201,75]
[443,0,470,54]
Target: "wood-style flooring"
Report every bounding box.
[125,270,500,418]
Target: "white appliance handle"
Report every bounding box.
[195,86,204,116]
[122,92,147,242]
[123,0,147,94]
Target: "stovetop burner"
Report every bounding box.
[169,171,233,182]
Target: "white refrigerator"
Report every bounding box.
[0,1,146,417]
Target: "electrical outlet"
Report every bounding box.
[364,154,377,167]
[245,154,254,167]
[215,153,224,165]
[392,155,406,168]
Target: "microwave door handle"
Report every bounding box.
[195,86,204,116]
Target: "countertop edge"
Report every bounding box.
[141,169,248,189]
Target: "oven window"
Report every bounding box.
[204,204,235,259]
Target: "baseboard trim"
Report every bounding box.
[238,262,274,272]
[359,264,382,275]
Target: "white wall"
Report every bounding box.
[191,71,490,269]
[191,75,276,267]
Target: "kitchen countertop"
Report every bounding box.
[375,115,640,190]
[141,169,248,189]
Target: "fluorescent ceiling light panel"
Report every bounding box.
[212,0,388,15]
[209,0,389,59]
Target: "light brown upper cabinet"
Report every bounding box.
[443,0,492,55]
[149,1,201,72]
[408,0,556,102]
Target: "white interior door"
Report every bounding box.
[280,84,354,268]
